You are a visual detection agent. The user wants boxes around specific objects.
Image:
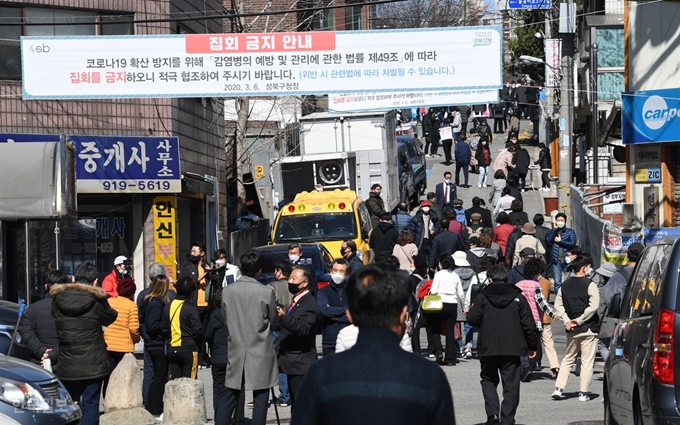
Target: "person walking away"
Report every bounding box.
[452,251,480,360]
[51,262,118,425]
[546,213,578,294]
[140,275,172,419]
[535,143,552,191]
[21,269,68,367]
[365,184,386,229]
[489,170,507,208]
[552,255,600,402]
[515,259,560,382]
[512,145,531,191]
[466,265,538,425]
[508,109,520,135]
[391,202,414,233]
[340,240,365,273]
[428,255,465,366]
[512,222,546,266]
[454,136,472,188]
[428,219,466,274]
[162,276,203,380]
[267,260,293,407]
[445,209,465,238]
[369,213,399,263]
[492,212,515,257]
[103,278,140,397]
[101,255,130,298]
[221,251,279,425]
[291,265,455,425]
[458,104,471,136]
[277,267,321,408]
[392,230,419,272]
[435,171,457,214]
[440,118,454,165]
[318,259,351,356]
[493,103,505,134]
[476,139,492,188]
[465,195,493,229]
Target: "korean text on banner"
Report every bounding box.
[329,89,498,113]
[153,196,177,280]
[545,39,561,88]
[20,27,503,99]
[602,223,643,265]
[72,135,181,193]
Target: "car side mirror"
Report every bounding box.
[608,293,622,318]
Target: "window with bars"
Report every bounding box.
[345,3,363,31]
[0,6,134,80]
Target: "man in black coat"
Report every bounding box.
[21,269,68,365]
[369,213,399,263]
[340,240,365,274]
[277,267,321,407]
[428,219,466,273]
[291,265,456,425]
[465,196,494,228]
[467,265,538,425]
[512,145,531,191]
[365,184,387,229]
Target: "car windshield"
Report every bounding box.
[274,212,357,242]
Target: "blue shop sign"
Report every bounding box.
[644,227,680,244]
[70,135,181,194]
[0,133,61,143]
[622,88,680,144]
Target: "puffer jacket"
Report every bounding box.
[51,283,118,380]
[535,147,551,170]
[104,296,140,353]
[546,227,578,264]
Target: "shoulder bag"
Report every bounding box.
[422,292,443,312]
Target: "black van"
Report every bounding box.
[603,237,680,424]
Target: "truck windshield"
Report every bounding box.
[274,212,358,242]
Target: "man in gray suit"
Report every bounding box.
[220,251,279,425]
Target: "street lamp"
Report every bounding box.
[520,55,558,71]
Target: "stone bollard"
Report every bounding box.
[163,378,207,424]
[104,353,143,412]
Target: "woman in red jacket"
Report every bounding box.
[493,212,516,256]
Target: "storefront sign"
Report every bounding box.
[622,88,680,144]
[21,27,502,99]
[71,135,181,193]
[153,196,177,280]
[328,89,498,113]
[632,144,662,184]
[603,192,626,214]
[634,167,661,183]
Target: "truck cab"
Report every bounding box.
[271,189,372,261]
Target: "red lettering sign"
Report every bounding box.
[185,32,336,54]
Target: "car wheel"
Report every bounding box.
[633,394,644,425]
[604,385,617,425]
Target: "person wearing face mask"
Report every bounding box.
[179,242,213,367]
[552,255,600,402]
[292,265,455,425]
[101,255,130,298]
[317,259,351,356]
[546,213,578,294]
[277,267,320,408]
[412,200,439,263]
[560,247,582,282]
[267,261,293,408]
[475,137,493,188]
[212,248,242,287]
[288,243,319,298]
[340,240,364,274]
[435,171,457,213]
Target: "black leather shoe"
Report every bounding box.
[485,415,500,424]
[435,351,444,365]
[444,359,457,366]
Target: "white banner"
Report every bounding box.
[328,89,498,112]
[545,39,562,88]
[21,27,502,99]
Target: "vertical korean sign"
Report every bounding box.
[153,196,177,279]
[545,39,561,88]
[71,136,181,193]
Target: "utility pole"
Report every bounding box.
[540,9,552,147]
[590,42,599,184]
[234,0,249,203]
[558,0,575,211]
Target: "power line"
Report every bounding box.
[0,0,406,26]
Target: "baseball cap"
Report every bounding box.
[420,200,431,207]
[627,242,644,261]
[114,255,128,266]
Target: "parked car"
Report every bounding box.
[253,243,333,291]
[604,237,680,425]
[0,354,81,424]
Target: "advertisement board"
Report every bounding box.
[71,135,181,193]
[153,196,178,280]
[328,89,498,113]
[21,27,502,99]
[622,88,680,144]
[545,39,561,88]
[602,223,644,264]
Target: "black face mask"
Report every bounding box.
[288,283,301,295]
[190,255,202,264]
[340,249,347,257]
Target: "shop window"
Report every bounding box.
[598,72,624,101]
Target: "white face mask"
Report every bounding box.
[556,221,566,229]
[215,259,227,268]
[422,207,430,213]
[445,179,451,184]
[330,273,346,285]
[565,256,572,264]
[289,254,300,263]
[482,141,487,145]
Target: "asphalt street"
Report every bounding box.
[193,119,605,425]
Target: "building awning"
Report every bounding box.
[585,15,624,27]
[182,173,215,196]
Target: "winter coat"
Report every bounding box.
[493,223,516,255]
[428,230,466,269]
[513,235,547,266]
[347,254,365,274]
[140,296,167,352]
[457,105,471,123]
[423,114,441,144]
[454,140,472,164]
[546,227,578,264]
[161,297,203,352]
[512,148,531,174]
[535,147,551,170]
[369,222,399,263]
[104,296,140,353]
[412,210,439,249]
[515,279,542,322]
[508,211,529,227]
[391,211,414,233]
[205,308,228,366]
[493,150,514,177]
[466,282,539,357]
[454,267,479,321]
[318,284,350,349]
[490,178,506,207]
[475,145,492,167]
[451,112,463,134]
[465,206,494,228]
[101,269,121,298]
[50,283,118,380]
[20,296,59,364]
[493,103,504,118]
[478,121,493,141]
[365,192,387,228]
[222,275,279,390]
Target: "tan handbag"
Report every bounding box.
[422,292,443,312]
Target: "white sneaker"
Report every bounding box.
[425,154,431,158]
[551,388,563,400]
[578,392,589,402]
[483,184,488,188]
[463,348,473,359]
[477,184,482,188]
[155,413,163,421]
